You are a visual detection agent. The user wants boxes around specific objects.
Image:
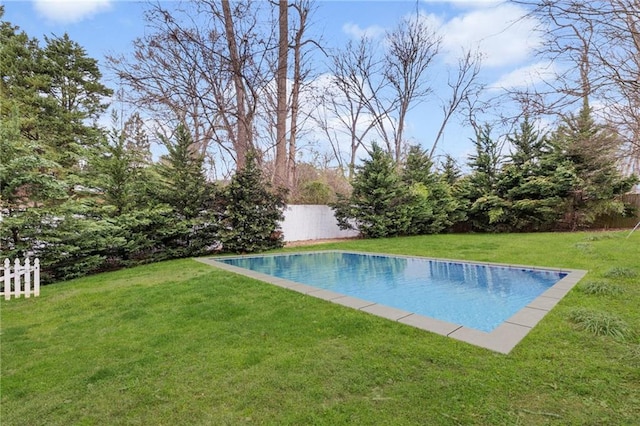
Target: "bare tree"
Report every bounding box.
[108,27,211,156]
[286,0,319,189]
[251,0,320,190]
[429,48,483,160]
[317,37,390,178]
[108,0,275,175]
[318,13,483,172]
[319,13,481,171]
[220,0,258,170]
[384,15,441,164]
[273,0,288,187]
[593,0,640,175]
[268,0,319,190]
[515,0,640,175]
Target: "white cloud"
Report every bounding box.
[342,22,386,40]
[340,3,540,69]
[439,3,541,68]
[413,11,445,33]
[33,0,112,24]
[489,61,557,91]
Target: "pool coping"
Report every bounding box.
[195,250,587,354]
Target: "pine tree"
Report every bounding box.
[463,125,509,231]
[89,111,148,216]
[1,13,122,280]
[123,112,152,166]
[40,33,112,171]
[553,104,637,229]
[439,154,469,229]
[507,115,548,167]
[467,124,502,197]
[0,104,68,258]
[402,145,457,234]
[498,117,577,231]
[147,124,219,257]
[155,124,213,220]
[0,14,50,141]
[0,15,68,258]
[219,151,286,253]
[332,144,411,238]
[440,154,461,186]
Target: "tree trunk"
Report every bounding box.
[274,0,289,187]
[221,0,251,169]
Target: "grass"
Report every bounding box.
[2,231,639,425]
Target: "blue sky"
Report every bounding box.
[2,0,545,167]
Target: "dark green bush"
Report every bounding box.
[218,151,286,253]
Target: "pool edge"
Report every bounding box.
[194,252,587,355]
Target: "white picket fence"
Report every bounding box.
[1,258,40,300]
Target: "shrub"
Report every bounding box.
[297,180,334,204]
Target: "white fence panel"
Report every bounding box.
[1,258,40,300]
[280,205,359,242]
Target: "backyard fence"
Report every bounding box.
[592,193,640,229]
[1,258,40,300]
[281,205,359,242]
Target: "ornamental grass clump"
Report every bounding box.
[577,280,624,296]
[603,267,638,279]
[568,308,632,340]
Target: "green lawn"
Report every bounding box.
[2,232,639,425]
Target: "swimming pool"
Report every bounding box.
[198,251,586,353]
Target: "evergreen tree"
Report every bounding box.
[497,117,577,231]
[438,154,468,229]
[461,118,581,232]
[89,111,150,215]
[402,145,458,234]
[467,125,502,197]
[332,144,411,238]
[440,154,461,186]
[219,151,286,253]
[0,104,68,258]
[123,112,152,166]
[43,33,110,119]
[507,115,548,167]
[552,104,637,229]
[155,124,213,220]
[34,200,125,282]
[463,125,509,231]
[1,13,65,262]
[41,33,112,171]
[0,14,120,280]
[150,124,218,256]
[0,13,50,141]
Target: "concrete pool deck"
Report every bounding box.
[195,251,587,354]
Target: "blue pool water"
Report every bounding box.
[217,252,567,332]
